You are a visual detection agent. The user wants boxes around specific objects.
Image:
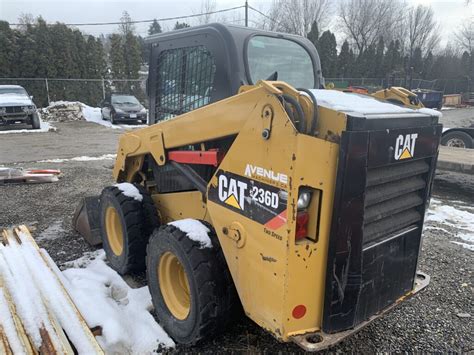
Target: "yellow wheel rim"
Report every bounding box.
[158,252,191,320]
[105,206,124,256]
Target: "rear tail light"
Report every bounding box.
[295,211,309,240]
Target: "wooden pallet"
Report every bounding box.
[0,226,103,354]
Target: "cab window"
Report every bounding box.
[247,36,314,89]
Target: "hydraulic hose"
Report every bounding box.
[282,94,306,133]
[297,88,319,136]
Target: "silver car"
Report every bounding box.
[0,85,40,129]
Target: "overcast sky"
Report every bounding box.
[1,0,472,45]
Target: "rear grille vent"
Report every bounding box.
[363,159,430,245]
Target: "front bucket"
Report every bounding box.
[73,196,102,246]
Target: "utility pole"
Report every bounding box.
[245,1,248,27]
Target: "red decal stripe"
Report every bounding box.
[265,209,287,230]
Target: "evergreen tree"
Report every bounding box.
[0,21,17,77]
[421,51,433,79]
[411,47,423,77]
[123,32,141,80]
[148,19,162,35]
[307,21,319,49]
[337,40,351,78]
[110,34,125,79]
[460,51,471,77]
[174,22,190,30]
[357,44,376,77]
[383,40,402,76]
[318,30,337,78]
[374,37,385,78]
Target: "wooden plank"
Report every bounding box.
[0,277,36,354]
[0,226,104,354]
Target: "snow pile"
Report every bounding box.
[62,250,174,353]
[41,101,83,122]
[41,100,147,129]
[308,89,442,117]
[169,219,212,248]
[425,198,474,251]
[115,182,143,202]
[38,153,116,163]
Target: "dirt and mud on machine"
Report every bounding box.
[74,24,441,351]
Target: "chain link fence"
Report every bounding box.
[0,78,147,108]
[0,77,471,108]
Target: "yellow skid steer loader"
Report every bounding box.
[73,24,440,351]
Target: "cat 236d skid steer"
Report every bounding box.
[74,24,441,351]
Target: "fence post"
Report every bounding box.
[102,78,106,99]
[45,78,50,106]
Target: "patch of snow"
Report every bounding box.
[0,115,56,134]
[425,199,474,251]
[37,220,64,242]
[169,219,212,248]
[81,103,147,130]
[441,106,456,111]
[115,182,143,202]
[38,154,116,163]
[62,250,174,353]
[307,89,442,118]
[62,250,105,269]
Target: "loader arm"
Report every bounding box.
[113,81,309,182]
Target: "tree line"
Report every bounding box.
[0,13,189,106]
[264,0,473,92]
[0,0,473,106]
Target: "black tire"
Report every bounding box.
[31,113,40,129]
[110,112,116,124]
[100,183,159,274]
[147,222,238,345]
[441,131,473,149]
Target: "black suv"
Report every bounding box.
[0,85,40,129]
[100,93,147,124]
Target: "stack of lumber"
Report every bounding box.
[0,226,103,354]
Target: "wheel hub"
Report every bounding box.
[158,251,191,320]
[446,138,465,148]
[105,206,124,255]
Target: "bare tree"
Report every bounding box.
[455,19,474,54]
[119,11,135,36]
[194,0,217,25]
[17,13,35,32]
[338,0,406,55]
[261,0,332,36]
[406,5,440,60]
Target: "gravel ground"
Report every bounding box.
[440,107,474,128]
[0,120,473,353]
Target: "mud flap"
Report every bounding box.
[73,196,102,246]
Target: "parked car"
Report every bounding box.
[0,85,40,129]
[100,93,147,124]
